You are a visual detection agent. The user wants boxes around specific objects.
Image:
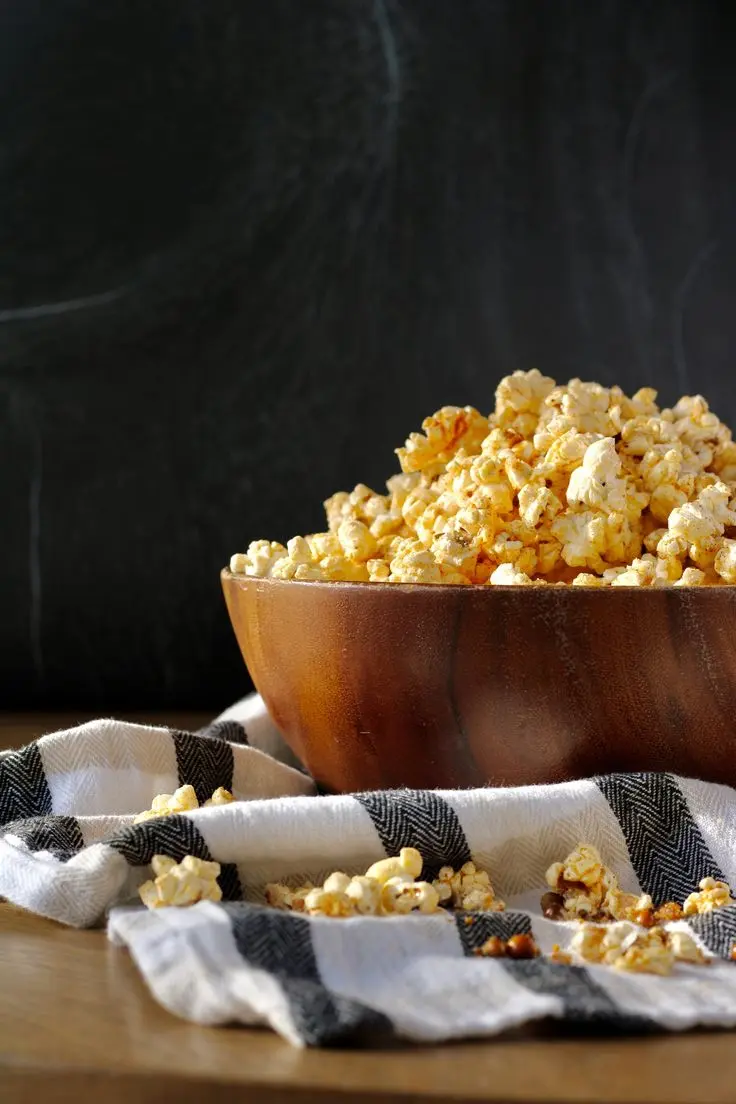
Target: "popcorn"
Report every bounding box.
[544,844,622,919]
[204,787,235,807]
[683,877,735,915]
[232,374,736,587]
[714,538,736,583]
[397,406,489,473]
[432,861,505,912]
[139,854,222,909]
[570,922,675,975]
[135,785,234,823]
[134,784,199,823]
[568,921,709,975]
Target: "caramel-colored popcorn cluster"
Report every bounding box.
[265,850,502,919]
[230,372,736,586]
[543,844,685,925]
[134,785,235,824]
[568,922,708,976]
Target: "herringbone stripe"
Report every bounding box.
[455,909,532,955]
[355,790,472,880]
[687,904,736,959]
[4,815,84,860]
[196,720,250,746]
[503,959,653,1029]
[228,904,389,1045]
[596,773,723,903]
[0,742,52,826]
[171,729,234,803]
[107,814,242,900]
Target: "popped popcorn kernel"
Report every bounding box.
[397,406,489,474]
[683,877,735,915]
[134,784,199,823]
[204,787,235,807]
[231,373,736,587]
[544,844,621,919]
[432,860,505,912]
[139,854,222,909]
[570,922,674,975]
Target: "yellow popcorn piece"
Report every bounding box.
[204,787,235,807]
[545,843,622,919]
[432,860,505,912]
[134,784,199,824]
[138,854,222,910]
[135,785,236,823]
[569,921,709,975]
[683,877,735,915]
[396,406,489,474]
[231,373,736,587]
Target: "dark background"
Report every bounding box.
[2,0,735,710]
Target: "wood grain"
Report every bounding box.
[222,572,736,792]
[3,715,736,1104]
[4,898,736,1104]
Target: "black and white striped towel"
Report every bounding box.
[3,696,736,1047]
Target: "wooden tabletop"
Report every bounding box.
[3,713,736,1104]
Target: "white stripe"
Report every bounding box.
[0,838,129,927]
[443,782,641,899]
[675,777,736,887]
[108,904,304,1044]
[311,913,561,1042]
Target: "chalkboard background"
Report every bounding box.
[2,1,735,709]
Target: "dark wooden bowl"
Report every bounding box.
[221,569,736,793]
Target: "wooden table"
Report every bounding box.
[2,713,736,1104]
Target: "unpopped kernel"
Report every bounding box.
[230,372,736,586]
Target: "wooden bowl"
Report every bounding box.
[221,569,736,793]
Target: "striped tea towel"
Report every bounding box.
[3,696,736,1047]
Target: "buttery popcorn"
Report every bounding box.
[134,785,234,823]
[265,850,497,919]
[432,861,505,912]
[682,876,735,915]
[138,854,222,909]
[568,922,709,975]
[230,372,736,586]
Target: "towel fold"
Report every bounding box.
[2,696,736,1047]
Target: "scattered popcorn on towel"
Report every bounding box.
[265,849,502,918]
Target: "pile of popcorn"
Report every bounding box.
[264,851,503,918]
[230,372,736,586]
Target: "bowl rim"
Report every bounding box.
[221,567,736,595]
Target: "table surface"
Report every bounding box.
[2,712,736,1104]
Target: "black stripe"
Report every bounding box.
[171,729,234,803]
[354,790,472,881]
[107,815,242,901]
[502,958,653,1030]
[3,814,84,861]
[228,904,391,1046]
[687,906,736,960]
[595,773,723,904]
[455,910,532,954]
[196,720,250,746]
[0,743,53,826]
